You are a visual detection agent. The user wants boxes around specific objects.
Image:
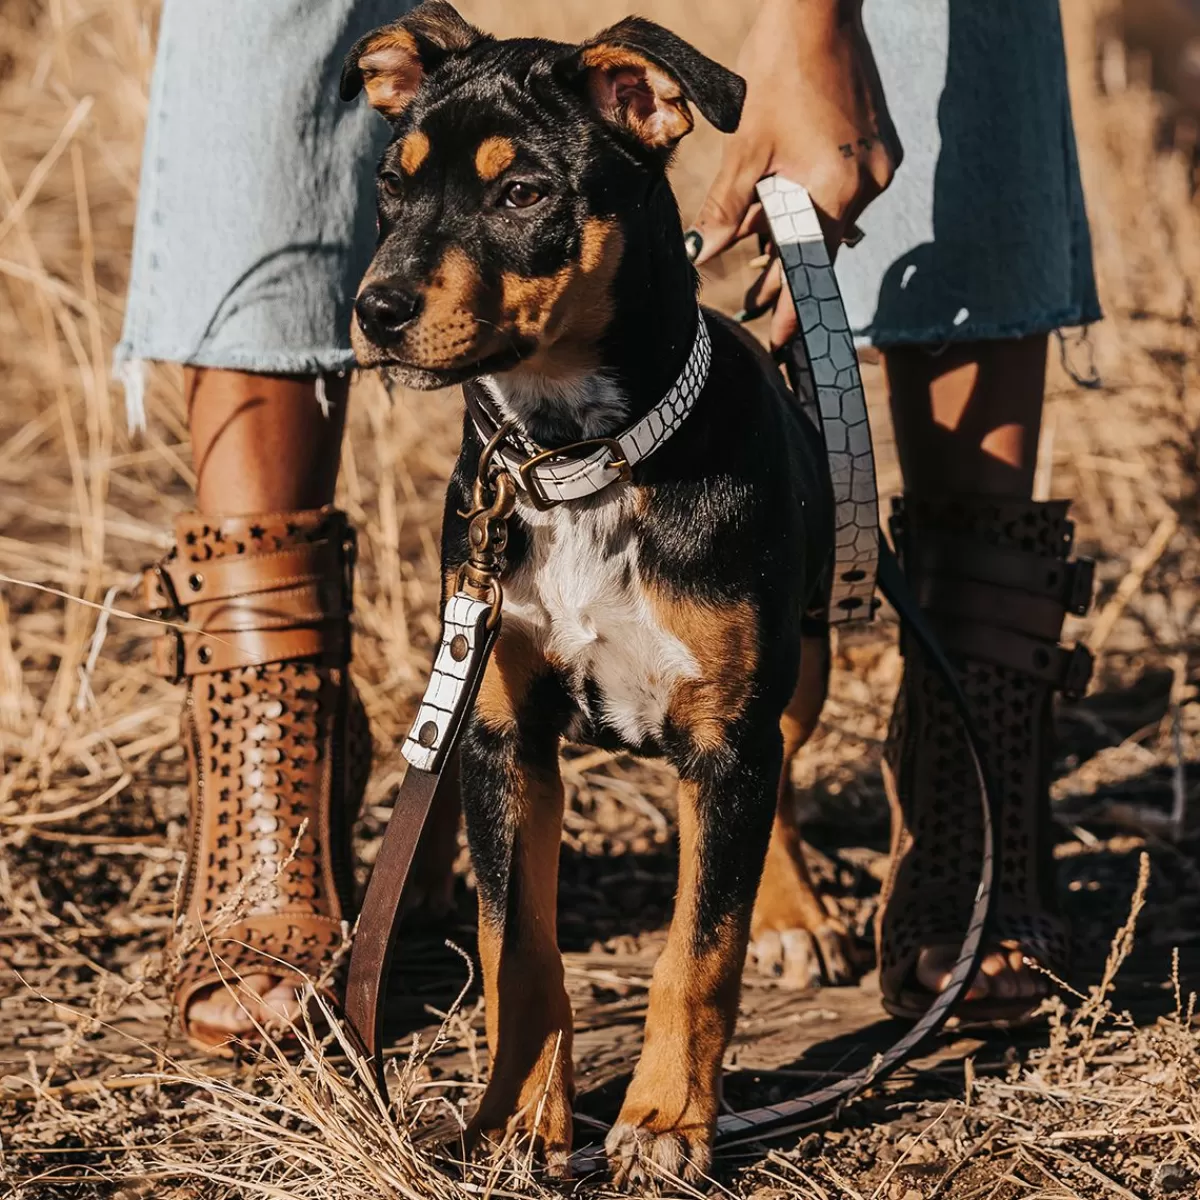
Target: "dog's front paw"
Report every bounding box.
[468,1120,572,1179]
[747,916,856,987]
[466,1020,575,1180]
[605,1116,712,1190]
[466,1083,573,1178]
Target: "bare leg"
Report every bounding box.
[187,368,348,514]
[885,336,1045,500]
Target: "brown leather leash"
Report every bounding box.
[345,437,513,1092]
[343,176,1001,1150]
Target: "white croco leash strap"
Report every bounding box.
[711,178,998,1146]
[465,308,712,510]
[757,176,880,623]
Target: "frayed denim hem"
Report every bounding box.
[854,303,1104,351]
[112,341,359,376]
[111,343,359,432]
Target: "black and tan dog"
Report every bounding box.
[343,2,851,1182]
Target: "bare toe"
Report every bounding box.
[916,942,1052,1008]
[976,949,1012,997]
[1005,945,1046,999]
[185,972,303,1041]
[915,946,988,1002]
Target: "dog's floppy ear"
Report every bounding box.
[340,1,486,120]
[556,17,745,151]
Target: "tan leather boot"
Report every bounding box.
[878,495,1094,1024]
[143,507,370,1052]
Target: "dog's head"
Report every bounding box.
[342,1,744,389]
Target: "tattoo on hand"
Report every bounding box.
[843,127,882,158]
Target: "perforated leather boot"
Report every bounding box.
[143,507,370,1052]
[878,495,1094,1023]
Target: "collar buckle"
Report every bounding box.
[517,438,631,511]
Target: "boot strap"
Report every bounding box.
[918,575,1076,642]
[932,616,1094,698]
[143,531,355,679]
[890,502,1095,695]
[900,529,1095,616]
[142,536,351,614]
[151,620,349,680]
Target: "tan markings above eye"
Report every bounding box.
[400,129,430,175]
[475,135,516,181]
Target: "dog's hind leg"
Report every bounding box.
[460,630,575,1175]
[606,734,780,1188]
[748,629,857,987]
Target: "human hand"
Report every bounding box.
[687,0,900,347]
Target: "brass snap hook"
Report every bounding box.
[458,421,519,519]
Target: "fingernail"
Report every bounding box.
[841,222,866,248]
[735,298,773,323]
[684,229,703,263]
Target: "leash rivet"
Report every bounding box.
[417,720,439,748]
[449,634,469,662]
[188,572,204,591]
[196,644,212,665]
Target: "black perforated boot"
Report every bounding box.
[877,495,1094,1023]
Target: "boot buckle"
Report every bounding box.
[1062,643,1094,699]
[340,526,358,607]
[157,626,187,683]
[1067,557,1095,617]
[144,561,185,618]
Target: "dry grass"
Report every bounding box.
[2,0,1200,1196]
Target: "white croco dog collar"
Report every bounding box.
[466,308,712,510]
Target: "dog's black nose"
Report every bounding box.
[355,285,421,342]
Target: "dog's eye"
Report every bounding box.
[501,181,545,210]
[379,171,403,197]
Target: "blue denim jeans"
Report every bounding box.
[114,0,406,392]
[115,0,1101,400]
[840,0,1101,346]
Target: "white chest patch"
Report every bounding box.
[503,491,698,746]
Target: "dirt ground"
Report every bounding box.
[2,0,1200,1196]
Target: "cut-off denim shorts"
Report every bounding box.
[114,0,1101,414]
